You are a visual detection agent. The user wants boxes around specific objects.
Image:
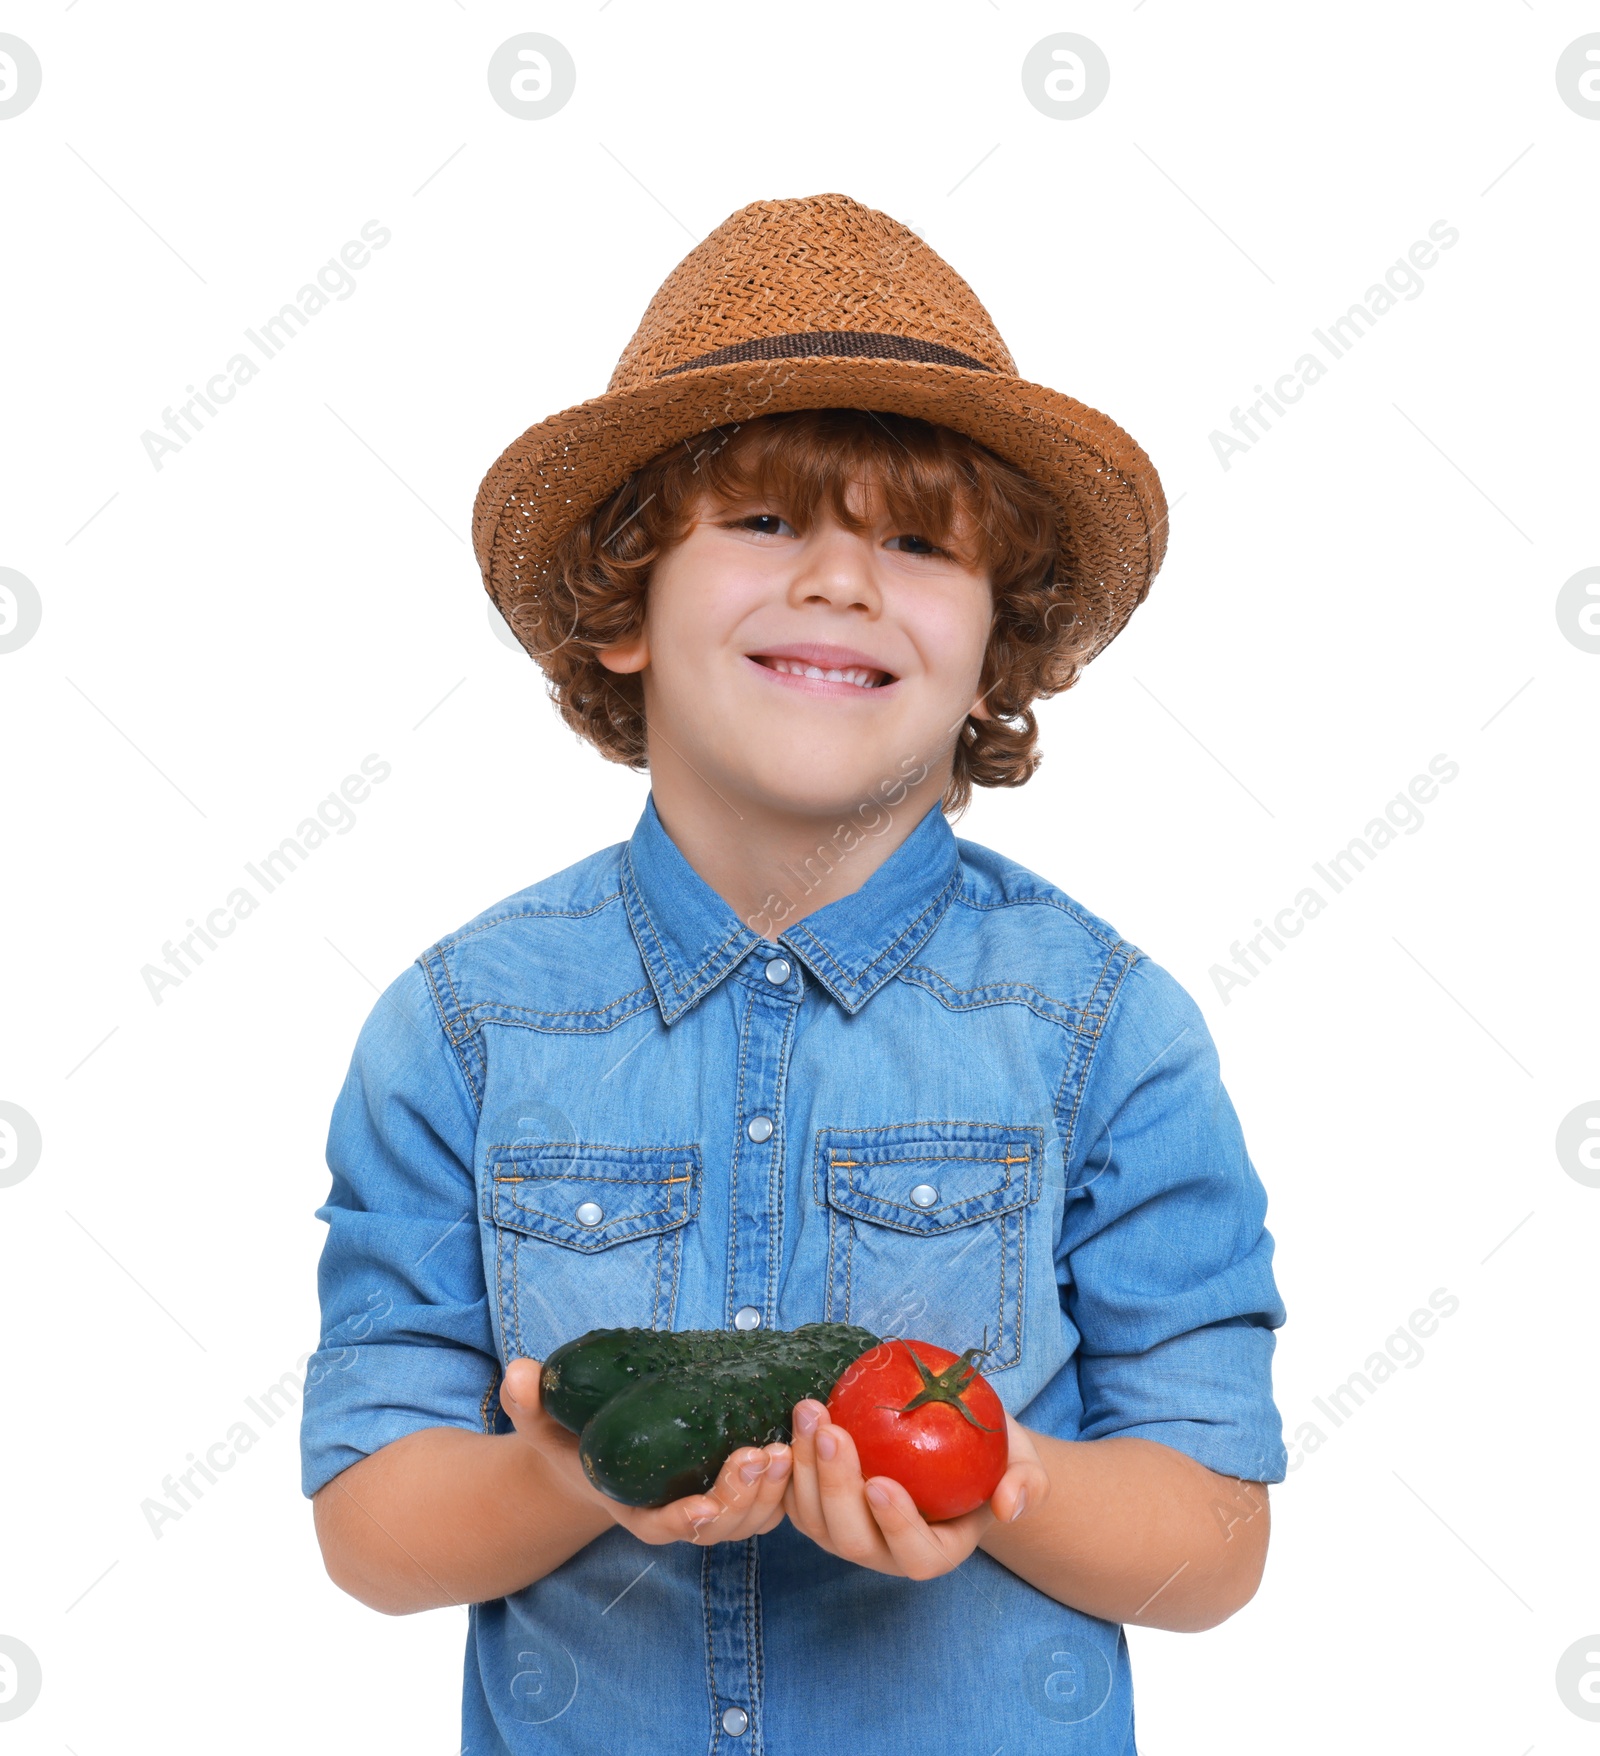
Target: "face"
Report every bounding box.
[597,481,995,820]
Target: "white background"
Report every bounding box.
[2,2,1597,1750]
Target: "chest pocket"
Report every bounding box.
[816,1122,1042,1372]
[486,1141,700,1362]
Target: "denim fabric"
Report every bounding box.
[301,795,1287,1754]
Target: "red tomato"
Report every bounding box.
[826,1338,1007,1521]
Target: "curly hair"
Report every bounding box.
[509,407,1093,813]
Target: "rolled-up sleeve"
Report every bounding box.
[299,958,501,1499]
[1059,955,1288,1483]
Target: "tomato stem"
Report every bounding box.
[894,1343,1000,1431]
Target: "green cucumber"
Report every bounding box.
[539,1327,734,1436]
[544,1322,879,1507]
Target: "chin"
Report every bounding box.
[739,755,928,824]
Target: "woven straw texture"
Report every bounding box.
[472,192,1168,664]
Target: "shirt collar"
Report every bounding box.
[620,793,962,1023]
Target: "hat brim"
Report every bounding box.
[471,355,1168,664]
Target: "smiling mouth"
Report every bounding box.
[748,655,895,690]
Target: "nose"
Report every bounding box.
[786,521,882,617]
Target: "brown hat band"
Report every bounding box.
[660,329,994,378]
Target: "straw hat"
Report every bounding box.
[472,192,1168,663]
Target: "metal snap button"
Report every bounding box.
[746,1115,774,1143]
[721,1706,749,1736]
[764,957,791,984]
[575,1201,604,1226]
[909,1183,940,1208]
[733,1306,762,1331]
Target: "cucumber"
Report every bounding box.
[542,1322,880,1507]
[540,1327,739,1436]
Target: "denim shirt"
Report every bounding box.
[301,794,1287,1754]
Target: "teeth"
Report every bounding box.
[764,657,884,688]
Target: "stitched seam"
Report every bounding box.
[680,925,759,1005]
[749,1535,765,1750]
[478,1365,499,1435]
[623,849,680,999]
[492,1173,692,1184]
[662,1221,685,1328]
[490,1175,512,1361]
[701,1545,717,1726]
[1002,1205,1026,1370]
[835,1153,1026,1210]
[487,1142,702,1162]
[625,847,756,1012]
[633,853,684,998]
[472,995,658,1037]
[831,1150,1029,1166]
[650,1230,666,1328]
[1077,939,1138,1042]
[785,920,848,988]
[418,953,484,1102]
[834,1196,1028,1231]
[496,1198,685,1228]
[948,885,1123,952]
[494,1172,688,1187]
[431,945,474,1055]
[765,994,798,1324]
[821,1129,1040,1227]
[463,985,653,1023]
[847,1180,1009,1211]
[726,984,753,1327]
[850,867,962,983]
[819,1123,1044,1145]
[824,1190,837,1322]
[897,964,1094,1027]
[787,868,959,995]
[901,962,1096,1015]
[432,887,625,952]
[509,1229,523,1360]
[1059,943,1143,1172]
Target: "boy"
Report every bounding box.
[301,192,1287,1752]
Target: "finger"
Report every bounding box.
[861,1475,967,1579]
[686,1445,780,1544]
[810,1416,891,1566]
[613,1489,729,1547]
[702,1441,792,1543]
[990,1457,1051,1526]
[500,1358,573,1452]
[745,1442,792,1529]
[785,1399,829,1539]
[499,1357,542,1427]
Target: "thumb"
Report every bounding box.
[993,1456,1050,1525]
[500,1357,554,1441]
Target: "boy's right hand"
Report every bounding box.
[500,1356,793,1547]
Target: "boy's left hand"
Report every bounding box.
[782,1397,1050,1580]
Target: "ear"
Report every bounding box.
[596,631,650,675]
[965,683,993,722]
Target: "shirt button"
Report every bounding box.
[733,1306,762,1331]
[764,957,791,984]
[909,1184,940,1208]
[721,1706,749,1736]
[575,1201,604,1226]
[746,1115,774,1143]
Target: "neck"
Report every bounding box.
[645,749,953,941]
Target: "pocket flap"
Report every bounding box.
[818,1123,1041,1234]
[488,1141,700,1252]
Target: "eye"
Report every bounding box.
[729,512,797,538]
[883,533,950,558]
